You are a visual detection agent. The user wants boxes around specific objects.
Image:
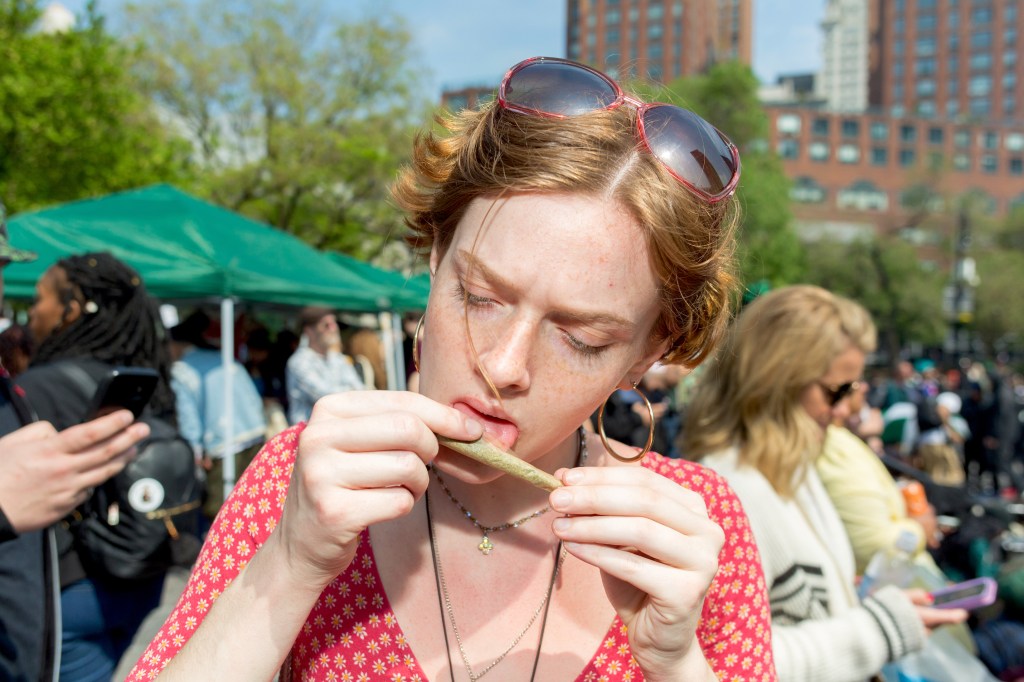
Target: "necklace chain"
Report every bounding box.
[427,428,586,681]
[428,496,565,682]
[430,429,587,555]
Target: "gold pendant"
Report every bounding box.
[478,535,494,555]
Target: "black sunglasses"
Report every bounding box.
[818,380,860,407]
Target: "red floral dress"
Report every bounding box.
[127,426,776,681]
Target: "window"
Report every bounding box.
[841,119,860,138]
[917,14,937,32]
[981,154,997,173]
[870,121,889,140]
[809,141,829,161]
[1011,158,1024,175]
[1004,73,1018,90]
[954,153,971,171]
[915,57,936,76]
[928,127,944,144]
[777,139,799,159]
[777,114,801,134]
[1007,133,1024,152]
[607,9,621,23]
[791,177,827,203]
[971,31,992,50]
[971,53,993,71]
[955,129,970,147]
[916,79,936,96]
[1006,49,1018,67]
[837,181,889,211]
[916,36,937,56]
[969,75,992,96]
[607,28,620,43]
[871,147,889,165]
[900,149,917,166]
[838,144,860,163]
[900,124,917,143]
[812,118,830,136]
[648,23,663,39]
[1005,27,1018,46]
[648,42,663,60]
[971,7,993,23]
[947,99,960,117]
[981,131,999,149]
[649,3,664,20]
[918,100,937,117]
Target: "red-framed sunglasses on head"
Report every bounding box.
[497,57,742,204]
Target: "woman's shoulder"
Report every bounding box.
[643,452,751,525]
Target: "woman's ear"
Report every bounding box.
[429,243,443,280]
[63,299,82,326]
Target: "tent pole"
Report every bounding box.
[392,312,407,391]
[380,311,397,391]
[221,298,236,505]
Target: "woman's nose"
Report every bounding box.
[476,320,533,392]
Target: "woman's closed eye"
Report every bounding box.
[561,330,607,358]
[452,280,497,308]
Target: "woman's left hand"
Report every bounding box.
[549,465,724,681]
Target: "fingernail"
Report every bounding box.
[564,469,584,485]
[119,410,135,426]
[464,418,483,437]
[552,518,570,532]
[550,489,572,509]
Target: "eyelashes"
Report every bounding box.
[451,280,609,359]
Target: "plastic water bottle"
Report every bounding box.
[858,529,918,599]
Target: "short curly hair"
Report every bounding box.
[393,102,739,369]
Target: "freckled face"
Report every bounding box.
[799,344,865,434]
[419,193,664,478]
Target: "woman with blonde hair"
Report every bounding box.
[684,285,966,681]
[129,57,775,681]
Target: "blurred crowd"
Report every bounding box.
[3,246,1024,681]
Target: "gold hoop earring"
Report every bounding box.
[412,314,425,373]
[597,382,654,462]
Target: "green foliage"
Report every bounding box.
[638,62,805,288]
[0,0,192,212]
[123,0,431,260]
[971,206,1024,352]
[802,236,946,359]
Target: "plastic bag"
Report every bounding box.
[881,628,997,682]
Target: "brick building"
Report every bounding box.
[769,106,1024,247]
[565,0,752,82]
[770,0,1024,248]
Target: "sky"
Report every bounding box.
[61,0,824,96]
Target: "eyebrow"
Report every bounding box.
[456,249,637,332]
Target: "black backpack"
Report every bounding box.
[50,362,204,582]
[72,415,203,582]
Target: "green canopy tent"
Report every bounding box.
[4,184,391,310]
[4,184,407,498]
[325,252,430,313]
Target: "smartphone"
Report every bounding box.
[86,367,159,420]
[929,577,998,610]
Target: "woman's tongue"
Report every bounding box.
[453,402,519,451]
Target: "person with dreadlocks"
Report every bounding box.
[16,252,177,682]
[0,218,148,681]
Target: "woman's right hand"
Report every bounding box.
[268,391,483,589]
[905,588,969,634]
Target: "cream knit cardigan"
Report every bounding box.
[702,447,926,682]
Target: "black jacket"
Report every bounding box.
[0,375,58,682]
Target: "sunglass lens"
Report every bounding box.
[641,105,738,198]
[504,61,619,116]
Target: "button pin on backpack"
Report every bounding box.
[128,478,165,513]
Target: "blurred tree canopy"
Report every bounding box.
[803,235,946,362]
[0,0,192,212]
[122,0,431,260]
[973,206,1024,353]
[640,61,806,289]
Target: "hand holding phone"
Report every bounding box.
[87,367,159,421]
[929,577,998,611]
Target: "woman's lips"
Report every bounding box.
[451,401,520,451]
